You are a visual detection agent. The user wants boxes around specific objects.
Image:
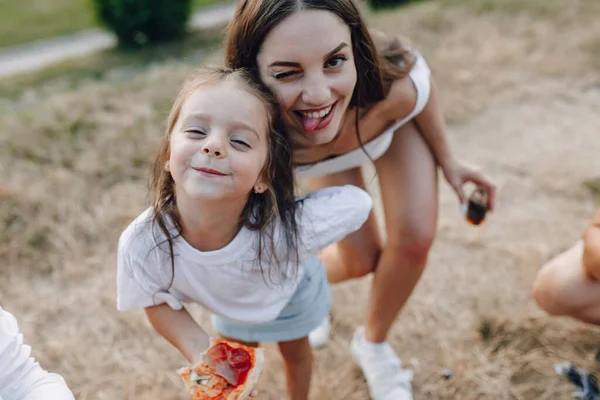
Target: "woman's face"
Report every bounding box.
[257,9,357,146]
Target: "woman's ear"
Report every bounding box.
[164,160,171,172]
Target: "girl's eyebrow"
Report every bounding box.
[181,114,209,125]
[268,42,349,68]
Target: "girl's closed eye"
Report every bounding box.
[185,128,207,137]
[230,136,252,150]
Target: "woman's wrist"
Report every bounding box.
[438,153,456,173]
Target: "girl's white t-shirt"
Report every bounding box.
[117,185,372,325]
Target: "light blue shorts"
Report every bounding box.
[211,255,331,343]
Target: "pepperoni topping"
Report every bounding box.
[204,343,252,386]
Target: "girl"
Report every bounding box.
[116,67,372,400]
[225,1,497,399]
[0,306,75,400]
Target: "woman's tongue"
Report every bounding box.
[301,114,321,132]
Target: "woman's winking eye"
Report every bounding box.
[273,70,299,80]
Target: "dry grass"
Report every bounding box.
[1,0,600,399]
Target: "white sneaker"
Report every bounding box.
[350,326,413,400]
[308,315,331,349]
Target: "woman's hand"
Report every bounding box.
[442,159,496,212]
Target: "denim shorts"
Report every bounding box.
[211,255,331,343]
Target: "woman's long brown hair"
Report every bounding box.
[224,0,416,158]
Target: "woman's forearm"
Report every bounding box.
[413,78,455,170]
[145,304,210,364]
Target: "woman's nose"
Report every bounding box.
[301,73,331,106]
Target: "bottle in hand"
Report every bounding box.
[464,187,488,226]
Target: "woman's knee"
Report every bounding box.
[386,226,436,268]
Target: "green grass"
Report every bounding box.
[0,0,230,49]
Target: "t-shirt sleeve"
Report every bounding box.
[295,185,373,257]
[116,228,183,312]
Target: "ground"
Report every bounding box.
[1,0,600,399]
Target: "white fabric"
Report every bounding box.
[295,52,431,178]
[0,308,74,400]
[350,327,413,400]
[117,185,372,324]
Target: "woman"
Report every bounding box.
[225,1,496,399]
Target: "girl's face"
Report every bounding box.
[257,9,357,146]
[168,81,270,202]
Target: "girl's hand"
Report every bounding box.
[442,159,496,212]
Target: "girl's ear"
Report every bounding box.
[253,180,268,194]
[164,160,170,172]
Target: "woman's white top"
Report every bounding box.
[295,52,431,178]
[117,185,372,324]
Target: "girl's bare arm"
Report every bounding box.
[145,304,210,364]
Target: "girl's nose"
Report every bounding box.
[201,136,226,158]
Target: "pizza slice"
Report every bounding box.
[178,339,265,400]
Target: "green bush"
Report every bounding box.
[368,0,418,9]
[93,0,192,47]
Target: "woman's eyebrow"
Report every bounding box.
[268,42,349,68]
[323,42,348,60]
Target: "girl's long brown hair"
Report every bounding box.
[224,0,416,156]
[149,67,299,287]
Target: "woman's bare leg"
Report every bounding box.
[365,121,438,343]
